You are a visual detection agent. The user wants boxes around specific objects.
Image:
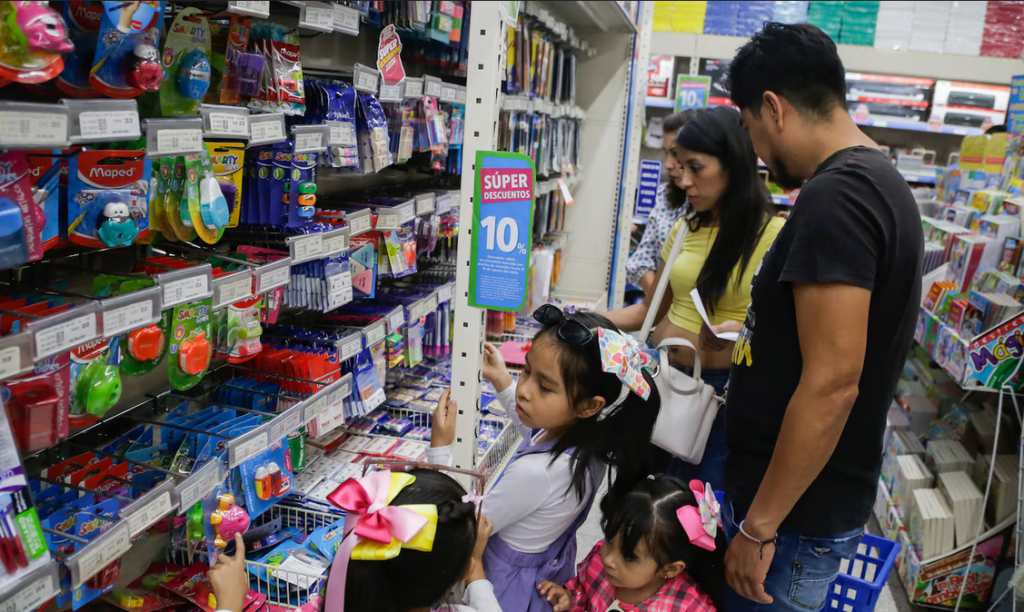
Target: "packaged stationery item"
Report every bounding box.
[0,151,45,268]
[67,150,151,248]
[89,1,166,97]
[158,8,212,115]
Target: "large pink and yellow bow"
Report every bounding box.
[597,328,652,400]
[677,480,722,552]
[323,471,437,611]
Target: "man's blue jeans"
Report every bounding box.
[723,499,864,611]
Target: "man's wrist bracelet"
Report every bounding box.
[739,519,779,560]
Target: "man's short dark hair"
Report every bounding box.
[663,109,701,133]
[727,22,847,118]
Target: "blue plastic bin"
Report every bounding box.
[825,534,901,612]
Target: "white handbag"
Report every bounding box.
[639,215,724,464]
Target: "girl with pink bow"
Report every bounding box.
[428,306,663,611]
[538,476,722,612]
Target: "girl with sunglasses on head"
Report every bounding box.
[428,306,662,612]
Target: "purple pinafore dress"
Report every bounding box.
[482,439,604,612]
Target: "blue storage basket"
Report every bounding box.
[826,534,900,612]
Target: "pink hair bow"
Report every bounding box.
[677,480,722,552]
[462,493,484,511]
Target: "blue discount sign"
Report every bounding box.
[675,75,711,112]
[469,151,535,311]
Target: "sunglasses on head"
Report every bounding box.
[533,304,594,345]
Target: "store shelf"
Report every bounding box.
[646,97,675,109]
[650,32,1021,84]
[900,170,937,185]
[531,1,638,34]
[855,116,984,137]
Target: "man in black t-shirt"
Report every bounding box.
[719,24,923,611]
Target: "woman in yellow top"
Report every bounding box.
[642,106,784,486]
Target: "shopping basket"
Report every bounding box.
[825,533,901,612]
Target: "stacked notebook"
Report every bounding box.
[973,454,1019,524]
[968,409,1000,454]
[894,455,933,515]
[938,471,984,547]
[927,440,975,475]
[910,489,956,559]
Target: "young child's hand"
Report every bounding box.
[431,388,457,448]
[537,581,573,611]
[207,534,247,612]
[483,343,514,392]
[464,514,493,583]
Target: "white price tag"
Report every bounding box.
[294,131,323,152]
[357,71,379,92]
[333,4,360,33]
[270,406,302,441]
[163,274,209,306]
[316,397,346,434]
[377,213,399,229]
[456,88,467,104]
[424,80,442,98]
[74,523,130,587]
[303,5,335,30]
[176,464,222,510]
[328,123,355,146]
[250,119,284,143]
[379,83,402,101]
[125,491,173,536]
[80,110,139,140]
[156,129,202,155]
[231,430,269,467]
[388,309,405,332]
[103,300,153,338]
[365,324,385,346]
[349,213,373,235]
[230,0,270,16]
[258,266,290,293]
[208,112,248,136]
[329,379,351,413]
[218,277,253,306]
[558,178,574,205]
[303,394,327,422]
[292,234,324,263]
[416,197,435,216]
[441,85,457,102]
[437,284,454,303]
[404,79,423,98]
[0,111,67,146]
[35,314,97,358]
[2,572,56,612]
[323,233,347,256]
[340,337,362,361]
[0,346,21,381]
[873,121,888,128]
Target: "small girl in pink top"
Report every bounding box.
[538,476,722,612]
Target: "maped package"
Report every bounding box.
[56,2,102,98]
[25,150,61,250]
[248,24,305,115]
[0,151,45,267]
[89,1,166,98]
[67,150,151,248]
[0,2,71,84]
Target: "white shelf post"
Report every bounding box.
[450,1,507,478]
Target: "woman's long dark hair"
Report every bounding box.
[533,311,661,504]
[343,469,478,611]
[600,475,725,607]
[666,106,774,313]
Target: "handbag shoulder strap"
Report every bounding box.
[639,213,691,341]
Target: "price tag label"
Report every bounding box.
[73,523,130,587]
[436,194,451,214]
[35,314,97,358]
[339,336,362,361]
[437,284,454,303]
[1,571,56,612]
[208,112,248,137]
[270,406,303,442]
[302,4,335,30]
[80,111,139,140]
[377,213,399,229]
[250,119,285,143]
[322,233,347,256]
[0,111,67,146]
[0,346,20,381]
[231,429,269,468]
[398,202,415,224]
[316,394,346,433]
[365,323,385,346]
[163,274,209,307]
[379,83,402,102]
[416,196,435,216]
[456,88,467,105]
[329,378,351,413]
[229,0,270,16]
[328,123,355,146]
[557,178,574,205]
[333,4,360,33]
[356,71,379,92]
[125,491,173,537]
[441,85,457,102]
[258,265,290,293]
[349,213,373,235]
[873,121,888,128]
[294,131,323,152]
[176,463,222,511]
[103,300,154,338]
[388,309,405,332]
[292,234,324,263]
[424,79,442,98]
[303,394,327,422]
[155,129,203,155]
[404,79,423,98]
[218,277,253,307]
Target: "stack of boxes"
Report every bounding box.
[807,1,846,38]
[652,1,708,33]
[981,0,1024,58]
[944,1,988,55]
[874,1,916,49]
[772,0,810,23]
[910,1,951,53]
[839,1,879,45]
